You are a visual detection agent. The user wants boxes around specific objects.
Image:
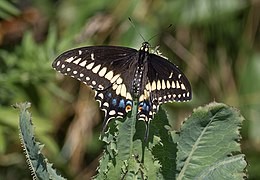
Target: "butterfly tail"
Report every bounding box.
[144,121,150,142]
[101,116,111,133]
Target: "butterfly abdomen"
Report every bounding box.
[132,64,144,98]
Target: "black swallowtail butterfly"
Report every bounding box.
[52,42,192,138]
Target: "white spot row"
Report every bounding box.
[156,92,190,102]
[56,58,129,93]
[145,80,186,91]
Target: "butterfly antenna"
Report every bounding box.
[147,24,173,43]
[147,33,159,42]
[128,18,146,42]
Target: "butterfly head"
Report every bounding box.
[140,42,150,52]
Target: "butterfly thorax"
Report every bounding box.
[132,42,150,98]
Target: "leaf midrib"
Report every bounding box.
[177,112,218,180]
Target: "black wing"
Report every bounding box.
[52,46,138,130]
[137,53,192,123]
[148,54,192,103]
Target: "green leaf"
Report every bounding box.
[176,102,247,179]
[14,102,66,180]
[105,102,138,179]
[150,108,177,179]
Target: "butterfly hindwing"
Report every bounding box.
[95,89,133,130]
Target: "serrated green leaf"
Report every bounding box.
[94,151,110,180]
[15,102,66,180]
[176,102,247,179]
[150,108,176,180]
[105,102,138,179]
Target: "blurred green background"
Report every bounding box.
[0,0,259,179]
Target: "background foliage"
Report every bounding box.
[0,0,259,179]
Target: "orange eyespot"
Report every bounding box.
[138,106,143,111]
[126,105,132,112]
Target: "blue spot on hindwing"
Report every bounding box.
[146,104,149,111]
[142,102,147,110]
[138,101,150,112]
[112,98,117,106]
[107,93,112,98]
[126,100,132,106]
[119,99,125,108]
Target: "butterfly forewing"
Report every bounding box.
[52,46,138,129]
[148,54,191,103]
[53,46,137,90]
